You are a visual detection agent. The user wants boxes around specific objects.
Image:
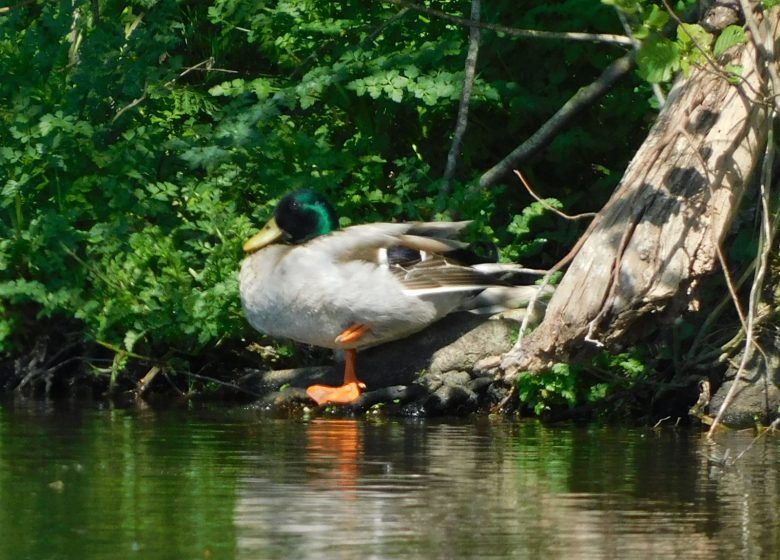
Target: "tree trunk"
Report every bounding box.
[497,10,776,384]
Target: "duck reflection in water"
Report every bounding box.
[305,419,362,495]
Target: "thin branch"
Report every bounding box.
[514,170,596,221]
[381,0,633,46]
[181,370,264,398]
[684,263,756,362]
[162,58,216,88]
[479,53,635,188]
[183,66,238,75]
[732,417,780,461]
[95,339,154,362]
[584,203,642,347]
[442,0,480,197]
[502,169,597,358]
[502,172,629,374]
[111,89,149,124]
[362,6,410,46]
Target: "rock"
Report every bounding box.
[357,312,516,388]
[239,312,517,415]
[425,384,479,415]
[709,340,780,428]
[441,370,472,387]
[236,366,338,396]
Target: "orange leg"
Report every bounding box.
[306,324,369,406]
[306,349,366,405]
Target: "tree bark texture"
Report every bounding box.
[498,12,776,383]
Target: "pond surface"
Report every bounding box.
[0,399,778,560]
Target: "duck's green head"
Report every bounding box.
[243,190,339,253]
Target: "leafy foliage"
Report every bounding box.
[610,0,747,84]
[517,350,656,418]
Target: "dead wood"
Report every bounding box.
[495,10,777,385]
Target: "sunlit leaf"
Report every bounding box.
[713,25,747,58]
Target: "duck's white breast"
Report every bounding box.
[239,244,461,349]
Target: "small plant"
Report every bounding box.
[517,363,580,416]
[516,349,657,417]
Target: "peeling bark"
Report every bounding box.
[497,12,776,384]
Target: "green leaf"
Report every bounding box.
[676,23,713,50]
[645,4,670,31]
[124,330,143,352]
[723,63,744,83]
[713,25,747,58]
[637,36,680,83]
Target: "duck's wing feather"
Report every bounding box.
[404,221,472,239]
[306,222,507,296]
[391,255,507,296]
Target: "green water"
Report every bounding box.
[0,400,778,560]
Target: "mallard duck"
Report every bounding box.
[240,189,544,406]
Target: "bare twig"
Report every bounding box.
[685,263,756,362]
[112,89,149,123]
[711,417,780,468]
[181,370,264,398]
[162,58,215,87]
[491,384,517,414]
[381,0,633,46]
[96,339,153,362]
[653,416,672,428]
[513,170,597,221]
[585,203,642,347]
[479,53,635,188]
[442,0,481,198]
[504,171,628,360]
[502,171,595,356]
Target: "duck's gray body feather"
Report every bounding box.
[239,222,501,350]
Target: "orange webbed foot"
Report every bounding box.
[306,382,365,406]
[307,348,366,406]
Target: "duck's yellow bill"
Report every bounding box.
[243,217,283,253]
